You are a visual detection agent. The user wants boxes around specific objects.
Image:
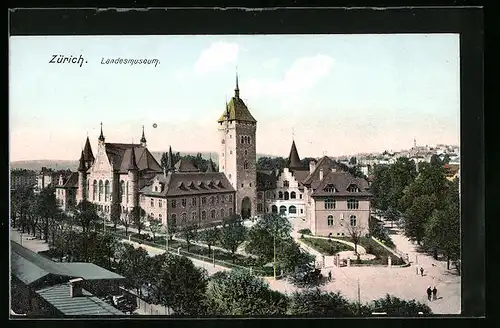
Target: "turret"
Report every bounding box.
[83,136,95,169]
[98,122,105,146]
[127,148,139,209]
[140,125,147,147]
[77,151,87,202]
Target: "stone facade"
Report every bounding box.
[266,167,306,219]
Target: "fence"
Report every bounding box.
[119,287,174,315]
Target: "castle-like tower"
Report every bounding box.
[217,74,257,219]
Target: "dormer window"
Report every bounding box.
[324,184,337,193]
[154,186,158,192]
[283,180,289,187]
[188,182,196,189]
[347,184,360,192]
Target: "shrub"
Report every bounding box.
[298,229,312,235]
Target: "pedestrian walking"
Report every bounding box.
[328,271,332,281]
[420,266,424,276]
[432,286,437,300]
[426,286,432,301]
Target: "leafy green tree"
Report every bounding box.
[153,253,209,315]
[206,269,288,315]
[199,227,220,257]
[403,194,438,244]
[423,178,460,269]
[256,156,287,171]
[34,187,60,242]
[277,239,315,275]
[148,219,162,242]
[370,294,432,316]
[183,223,198,252]
[116,243,150,296]
[430,154,442,167]
[442,154,451,164]
[288,288,355,316]
[219,215,247,263]
[74,200,100,234]
[110,203,122,232]
[349,156,357,165]
[131,206,146,235]
[121,209,133,236]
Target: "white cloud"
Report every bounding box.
[241,54,334,100]
[194,42,239,75]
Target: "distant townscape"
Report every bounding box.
[10,76,460,317]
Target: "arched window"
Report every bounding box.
[229,208,233,215]
[248,136,252,144]
[201,210,207,220]
[171,213,177,225]
[324,198,336,209]
[289,205,297,214]
[98,180,103,201]
[283,180,289,187]
[210,196,214,205]
[328,215,334,226]
[93,180,97,200]
[104,180,110,201]
[272,205,278,213]
[221,208,225,218]
[278,191,283,199]
[279,205,287,215]
[240,136,244,144]
[120,181,125,200]
[181,212,187,223]
[150,212,154,220]
[347,199,359,209]
[350,215,357,227]
[244,161,249,169]
[210,209,216,219]
[159,214,162,221]
[291,191,296,199]
[284,191,289,200]
[192,212,197,220]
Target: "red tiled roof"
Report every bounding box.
[105,143,162,173]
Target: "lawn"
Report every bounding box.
[300,237,353,255]
[333,236,405,266]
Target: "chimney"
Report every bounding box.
[319,168,324,181]
[69,278,84,297]
[309,161,316,174]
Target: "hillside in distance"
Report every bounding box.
[10,151,279,171]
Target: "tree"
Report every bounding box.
[74,200,100,235]
[256,156,287,171]
[153,253,209,315]
[288,288,355,316]
[183,223,198,252]
[430,154,442,167]
[206,269,288,315]
[167,218,177,241]
[116,243,150,296]
[199,227,220,257]
[34,187,59,242]
[277,239,315,275]
[246,213,293,277]
[349,156,357,165]
[442,154,451,164]
[219,215,247,263]
[121,210,133,236]
[131,206,146,235]
[370,294,432,316]
[110,203,122,232]
[423,178,460,270]
[148,219,162,242]
[346,224,365,255]
[403,194,438,245]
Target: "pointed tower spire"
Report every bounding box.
[78,151,86,172]
[287,140,302,169]
[83,136,95,165]
[140,125,147,147]
[206,154,216,173]
[98,122,105,142]
[234,70,240,99]
[127,148,139,171]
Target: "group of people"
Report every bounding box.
[427,286,438,301]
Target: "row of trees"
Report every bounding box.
[370,156,460,271]
[160,151,218,172]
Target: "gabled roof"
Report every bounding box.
[217,96,257,123]
[11,241,125,287]
[104,143,162,173]
[61,172,78,188]
[311,171,372,197]
[36,283,124,316]
[140,171,235,197]
[302,156,342,186]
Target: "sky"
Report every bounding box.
[9,34,460,161]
